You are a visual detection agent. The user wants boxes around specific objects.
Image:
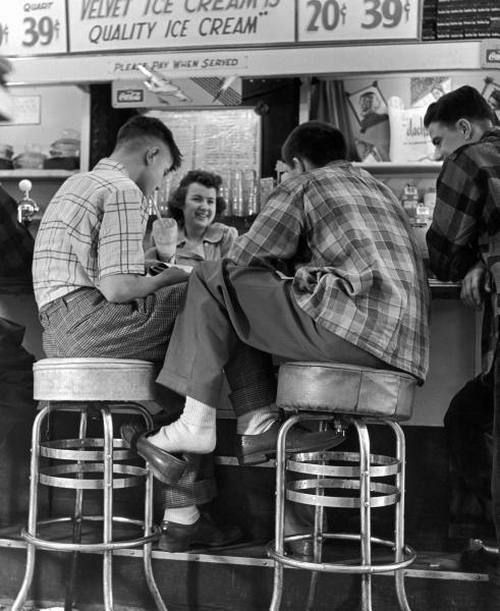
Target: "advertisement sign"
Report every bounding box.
[481,39,500,70]
[67,0,294,53]
[2,0,422,58]
[112,76,242,108]
[297,0,420,43]
[0,0,68,57]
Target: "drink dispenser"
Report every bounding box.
[17,179,39,226]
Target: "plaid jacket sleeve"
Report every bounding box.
[426,153,482,282]
[228,181,304,268]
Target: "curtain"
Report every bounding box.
[310,79,360,161]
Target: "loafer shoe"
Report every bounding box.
[120,422,188,485]
[158,513,243,553]
[236,421,345,465]
[283,503,327,560]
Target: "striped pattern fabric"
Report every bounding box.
[229,161,430,381]
[40,285,186,364]
[427,127,500,372]
[33,159,148,309]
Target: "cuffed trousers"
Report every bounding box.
[157,261,390,508]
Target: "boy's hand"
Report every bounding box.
[157,266,190,286]
[293,268,318,293]
[460,262,490,309]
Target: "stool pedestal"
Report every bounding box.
[267,362,418,611]
[12,358,168,611]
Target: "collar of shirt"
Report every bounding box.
[93,158,131,177]
[177,223,225,247]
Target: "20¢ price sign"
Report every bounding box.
[0,1,68,57]
[297,0,419,43]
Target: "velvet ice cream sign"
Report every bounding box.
[66,0,293,52]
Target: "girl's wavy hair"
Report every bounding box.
[168,170,227,226]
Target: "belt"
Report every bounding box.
[40,287,96,315]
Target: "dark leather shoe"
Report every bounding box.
[158,513,243,553]
[120,422,188,485]
[283,503,327,560]
[236,421,345,465]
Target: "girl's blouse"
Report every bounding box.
[175,222,238,267]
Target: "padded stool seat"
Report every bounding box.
[12,357,167,611]
[34,357,156,401]
[277,362,417,420]
[268,362,418,611]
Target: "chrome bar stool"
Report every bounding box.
[12,358,169,611]
[267,362,419,611]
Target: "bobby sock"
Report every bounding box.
[236,404,279,435]
[163,505,200,525]
[147,397,217,453]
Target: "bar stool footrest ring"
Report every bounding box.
[266,533,416,574]
[21,515,159,552]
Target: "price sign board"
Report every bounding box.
[297,0,420,43]
[0,1,68,57]
[67,0,294,53]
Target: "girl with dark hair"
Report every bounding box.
[146,169,238,269]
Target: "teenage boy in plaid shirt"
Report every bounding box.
[425,85,500,583]
[122,121,430,548]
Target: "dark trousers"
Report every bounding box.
[157,261,391,508]
[444,373,494,533]
[494,358,500,547]
[157,261,387,409]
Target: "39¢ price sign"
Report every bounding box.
[297,0,420,43]
[0,1,68,57]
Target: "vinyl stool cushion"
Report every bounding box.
[276,362,417,420]
[33,358,156,402]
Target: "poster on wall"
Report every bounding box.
[482,76,500,122]
[346,80,390,162]
[410,76,452,108]
[9,95,40,125]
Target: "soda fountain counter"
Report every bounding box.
[0,6,498,604]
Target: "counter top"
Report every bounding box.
[428,279,461,299]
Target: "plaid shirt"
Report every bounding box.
[229,161,430,381]
[33,159,148,309]
[0,185,34,280]
[426,127,500,372]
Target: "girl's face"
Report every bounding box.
[183,182,217,232]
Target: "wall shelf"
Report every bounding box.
[0,169,77,181]
[355,162,442,174]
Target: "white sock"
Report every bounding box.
[163,505,200,525]
[236,404,279,435]
[147,397,217,453]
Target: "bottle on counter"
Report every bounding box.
[231,169,245,217]
[401,182,419,222]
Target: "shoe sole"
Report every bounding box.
[158,534,244,553]
[237,435,345,466]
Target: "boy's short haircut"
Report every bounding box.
[281,120,347,168]
[424,85,494,128]
[116,115,182,171]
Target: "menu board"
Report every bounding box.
[146,107,260,177]
[1,0,421,58]
[297,0,421,43]
[0,0,68,57]
[145,107,261,213]
[67,0,294,53]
